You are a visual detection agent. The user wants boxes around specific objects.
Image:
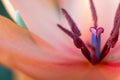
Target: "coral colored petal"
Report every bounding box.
[0,16,86,63]
[8,55,120,80]
[1,45,120,80]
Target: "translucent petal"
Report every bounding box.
[0,16,86,64]
[3,0,87,60]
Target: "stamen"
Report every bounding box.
[57,2,120,65]
[89,0,98,27]
[99,44,110,62]
[58,8,104,65]
[57,24,91,62]
[61,8,81,36]
[57,24,75,39]
[100,3,120,61]
[108,3,120,48]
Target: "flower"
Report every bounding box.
[0,0,120,80]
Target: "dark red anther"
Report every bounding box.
[107,3,120,48]
[89,0,98,27]
[57,24,91,62]
[108,3,120,48]
[57,24,75,38]
[100,3,120,61]
[61,8,81,36]
[112,3,120,34]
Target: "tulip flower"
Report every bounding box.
[1,0,120,80]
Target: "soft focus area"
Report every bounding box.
[0,1,31,80]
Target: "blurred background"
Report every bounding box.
[0,1,33,80]
[0,1,14,80]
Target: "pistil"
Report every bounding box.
[90,27,104,60]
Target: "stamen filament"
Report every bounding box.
[61,8,81,36]
[89,0,98,27]
[57,24,91,62]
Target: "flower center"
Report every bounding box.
[57,0,120,65]
[57,6,120,65]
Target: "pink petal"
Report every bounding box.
[3,0,88,60]
[10,55,120,80]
